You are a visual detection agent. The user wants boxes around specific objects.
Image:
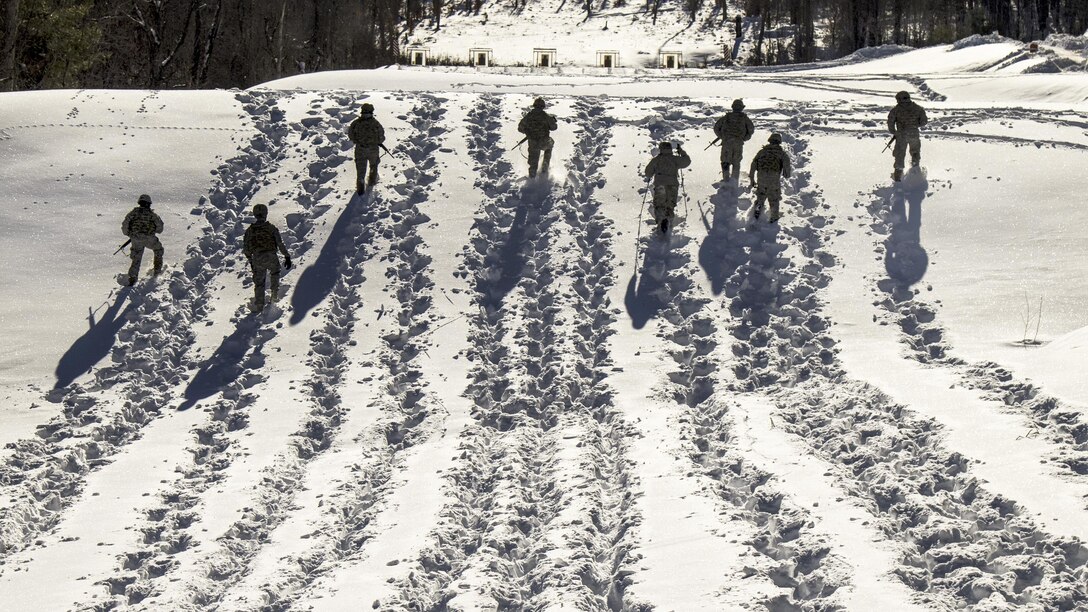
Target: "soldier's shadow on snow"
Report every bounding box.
[625,227,689,329]
[289,193,365,326]
[698,186,754,296]
[53,289,136,390]
[883,172,929,288]
[178,316,268,411]
[697,186,784,327]
[478,183,548,310]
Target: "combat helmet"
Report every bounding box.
[895,91,911,102]
[361,102,375,115]
[731,99,745,111]
[137,194,152,207]
[768,133,782,144]
[533,97,546,109]
[253,203,269,219]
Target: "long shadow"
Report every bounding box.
[884,170,929,287]
[698,186,750,296]
[178,315,268,411]
[478,182,549,311]
[53,289,136,390]
[625,229,692,329]
[289,193,367,325]
[696,185,784,327]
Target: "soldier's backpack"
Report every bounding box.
[753,147,784,172]
[716,112,749,140]
[127,207,158,235]
[249,222,278,253]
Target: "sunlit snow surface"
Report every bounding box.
[1,40,1087,611]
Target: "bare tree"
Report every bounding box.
[0,0,19,91]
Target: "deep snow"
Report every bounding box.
[1,39,1088,611]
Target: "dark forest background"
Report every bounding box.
[0,0,1084,91]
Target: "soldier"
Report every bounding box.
[517,97,558,179]
[644,141,691,234]
[121,194,164,286]
[748,133,792,223]
[713,98,755,183]
[888,91,928,182]
[348,102,386,194]
[243,204,292,311]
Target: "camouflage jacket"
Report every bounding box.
[122,207,164,237]
[749,144,792,177]
[644,149,692,187]
[518,108,558,141]
[888,101,927,134]
[244,220,289,258]
[714,111,754,141]
[349,116,386,148]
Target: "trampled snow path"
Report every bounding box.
[110,95,445,611]
[68,93,371,609]
[4,72,1088,611]
[0,90,291,591]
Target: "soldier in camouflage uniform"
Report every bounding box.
[644,142,691,234]
[348,102,386,194]
[122,194,164,286]
[748,133,792,223]
[518,98,559,179]
[888,91,928,181]
[243,204,292,310]
[713,98,755,183]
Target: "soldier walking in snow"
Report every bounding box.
[713,98,755,183]
[121,194,164,286]
[748,133,792,223]
[644,141,692,234]
[888,91,928,181]
[348,102,386,194]
[518,97,558,179]
[243,204,292,311]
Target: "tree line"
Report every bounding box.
[0,0,402,91]
[1,0,1085,91]
[743,0,1087,64]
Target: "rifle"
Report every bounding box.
[704,137,721,151]
[882,134,897,154]
[379,143,396,158]
[113,239,131,256]
[515,136,528,148]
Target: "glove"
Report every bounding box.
[284,256,292,270]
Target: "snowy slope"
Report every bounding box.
[2,41,1088,611]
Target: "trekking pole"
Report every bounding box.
[113,239,131,256]
[680,168,689,220]
[636,176,650,264]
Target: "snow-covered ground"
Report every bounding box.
[1,38,1088,611]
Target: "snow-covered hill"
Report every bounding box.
[2,39,1088,610]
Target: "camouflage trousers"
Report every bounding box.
[652,184,678,222]
[527,137,554,178]
[892,132,921,170]
[753,170,783,219]
[250,251,282,306]
[720,138,744,179]
[128,233,164,281]
[355,146,380,190]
